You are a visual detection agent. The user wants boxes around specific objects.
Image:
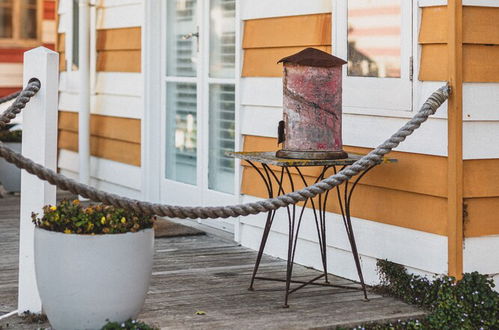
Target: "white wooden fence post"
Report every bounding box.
[18,47,59,314]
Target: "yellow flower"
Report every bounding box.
[50,206,57,211]
[120,217,127,224]
[72,199,80,205]
[101,216,106,224]
[64,229,72,234]
[86,222,94,231]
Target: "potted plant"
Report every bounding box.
[32,200,155,330]
[0,124,22,192]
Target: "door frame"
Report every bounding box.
[142,0,242,234]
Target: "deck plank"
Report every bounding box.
[0,194,425,329]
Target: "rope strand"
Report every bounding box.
[0,80,450,219]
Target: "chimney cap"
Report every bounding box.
[278,47,347,68]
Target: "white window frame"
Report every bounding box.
[143,0,242,233]
[332,0,415,114]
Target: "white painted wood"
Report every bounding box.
[241,78,282,107]
[79,0,92,188]
[58,150,141,190]
[96,4,142,29]
[463,0,499,7]
[0,63,23,87]
[58,0,70,14]
[344,114,448,156]
[418,0,447,6]
[142,0,161,203]
[59,92,142,119]
[103,0,142,7]
[463,122,499,159]
[241,105,282,137]
[18,47,59,314]
[96,72,143,97]
[240,0,331,20]
[240,195,448,275]
[464,236,499,275]
[60,169,142,199]
[463,83,499,121]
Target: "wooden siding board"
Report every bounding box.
[96,49,141,72]
[463,6,499,45]
[419,6,448,44]
[242,166,447,235]
[58,111,141,143]
[463,44,499,82]
[242,46,332,77]
[243,14,331,49]
[96,27,141,51]
[242,135,448,197]
[465,197,499,237]
[419,44,448,81]
[58,131,141,166]
[464,159,499,198]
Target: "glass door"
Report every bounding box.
[161,0,238,232]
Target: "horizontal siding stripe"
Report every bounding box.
[419,44,499,82]
[465,197,499,237]
[58,111,140,144]
[419,6,499,45]
[0,87,21,97]
[97,50,141,72]
[0,44,55,63]
[419,6,447,44]
[243,14,331,49]
[58,131,141,167]
[242,46,331,77]
[96,27,141,51]
[242,166,447,235]
[243,135,448,198]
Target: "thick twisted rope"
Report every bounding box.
[0,81,449,219]
[0,80,40,130]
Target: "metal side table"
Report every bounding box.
[228,151,396,307]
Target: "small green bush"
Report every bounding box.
[0,129,21,143]
[376,260,499,330]
[101,319,158,330]
[32,199,155,235]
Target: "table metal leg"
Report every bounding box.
[247,162,286,291]
[334,165,376,300]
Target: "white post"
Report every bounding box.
[78,0,91,188]
[18,47,59,314]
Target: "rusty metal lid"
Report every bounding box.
[277,47,347,67]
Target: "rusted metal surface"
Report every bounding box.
[227,151,396,167]
[276,48,348,160]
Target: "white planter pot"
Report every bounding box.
[0,142,21,192]
[34,227,154,330]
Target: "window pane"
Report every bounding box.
[0,1,13,38]
[20,7,37,39]
[209,0,235,78]
[208,84,235,194]
[165,82,197,185]
[347,0,401,78]
[166,0,198,77]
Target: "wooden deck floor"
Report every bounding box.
[0,194,425,329]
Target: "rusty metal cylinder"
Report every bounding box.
[276,48,348,160]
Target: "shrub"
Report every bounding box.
[0,129,21,143]
[101,319,158,330]
[32,200,155,235]
[376,260,499,330]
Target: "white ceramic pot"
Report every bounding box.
[34,227,154,330]
[0,142,21,192]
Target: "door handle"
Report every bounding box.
[181,32,199,40]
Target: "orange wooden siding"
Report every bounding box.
[58,112,141,166]
[96,27,141,72]
[57,33,66,71]
[419,6,499,82]
[242,14,332,77]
